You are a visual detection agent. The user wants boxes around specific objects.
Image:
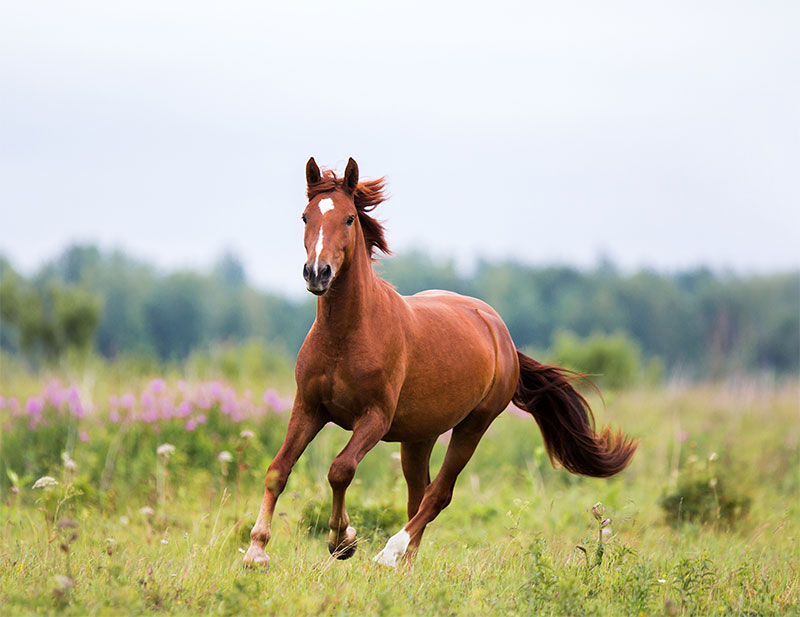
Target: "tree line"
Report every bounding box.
[1,245,797,378]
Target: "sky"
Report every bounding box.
[1,1,798,297]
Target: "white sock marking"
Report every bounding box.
[373,529,410,567]
[318,198,335,215]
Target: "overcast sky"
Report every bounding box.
[1,1,798,297]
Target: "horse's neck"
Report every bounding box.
[315,246,383,334]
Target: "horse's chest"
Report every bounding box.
[312,360,395,429]
[313,367,372,426]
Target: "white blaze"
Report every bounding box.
[313,198,335,273]
[313,228,324,273]
[373,529,410,567]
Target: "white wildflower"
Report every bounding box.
[157,443,175,457]
[139,506,155,517]
[61,452,77,471]
[53,575,73,595]
[32,476,59,489]
[218,450,234,463]
[708,452,718,462]
[240,430,255,439]
[390,452,402,461]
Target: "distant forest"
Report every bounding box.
[1,245,798,378]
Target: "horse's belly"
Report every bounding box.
[385,386,484,441]
[383,311,503,441]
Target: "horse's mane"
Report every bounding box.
[307,170,390,260]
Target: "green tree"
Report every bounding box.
[0,262,101,362]
[145,273,209,360]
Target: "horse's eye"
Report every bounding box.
[301,215,307,224]
[346,215,355,226]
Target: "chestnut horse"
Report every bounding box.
[243,157,637,569]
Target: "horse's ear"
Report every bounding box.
[306,157,321,186]
[343,158,359,195]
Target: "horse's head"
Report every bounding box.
[301,157,361,296]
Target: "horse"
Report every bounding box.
[243,157,638,569]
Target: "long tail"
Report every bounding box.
[512,351,638,478]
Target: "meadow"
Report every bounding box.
[1,358,798,616]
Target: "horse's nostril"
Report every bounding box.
[303,263,312,280]
[320,264,332,279]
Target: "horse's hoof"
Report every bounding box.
[328,526,357,560]
[242,543,270,570]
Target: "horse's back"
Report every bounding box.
[407,289,500,318]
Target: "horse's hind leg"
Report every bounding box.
[327,410,389,559]
[400,438,436,557]
[374,411,497,567]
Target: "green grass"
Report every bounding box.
[1,377,798,616]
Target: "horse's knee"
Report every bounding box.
[265,463,290,495]
[328,457,357,490]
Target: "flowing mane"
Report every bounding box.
[306,169,390,259]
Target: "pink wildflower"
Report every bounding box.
[221,398,237,415]
[120,393,136,409]
[264,389,281,410]
[44,380,66,408]
[67,387,85,417]
[148,378,166,394]
[26,396,44,417]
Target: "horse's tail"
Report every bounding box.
[511,351,638,478]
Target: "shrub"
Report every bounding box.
[550,330,662,389]
[660,453,751,527]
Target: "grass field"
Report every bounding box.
[1,365,798,616]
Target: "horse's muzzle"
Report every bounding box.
[303,262,333,295]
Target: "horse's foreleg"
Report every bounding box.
[374,421,489,567]
[243,405,325,568]
[400,439,436,558]
[327,410,389,559]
